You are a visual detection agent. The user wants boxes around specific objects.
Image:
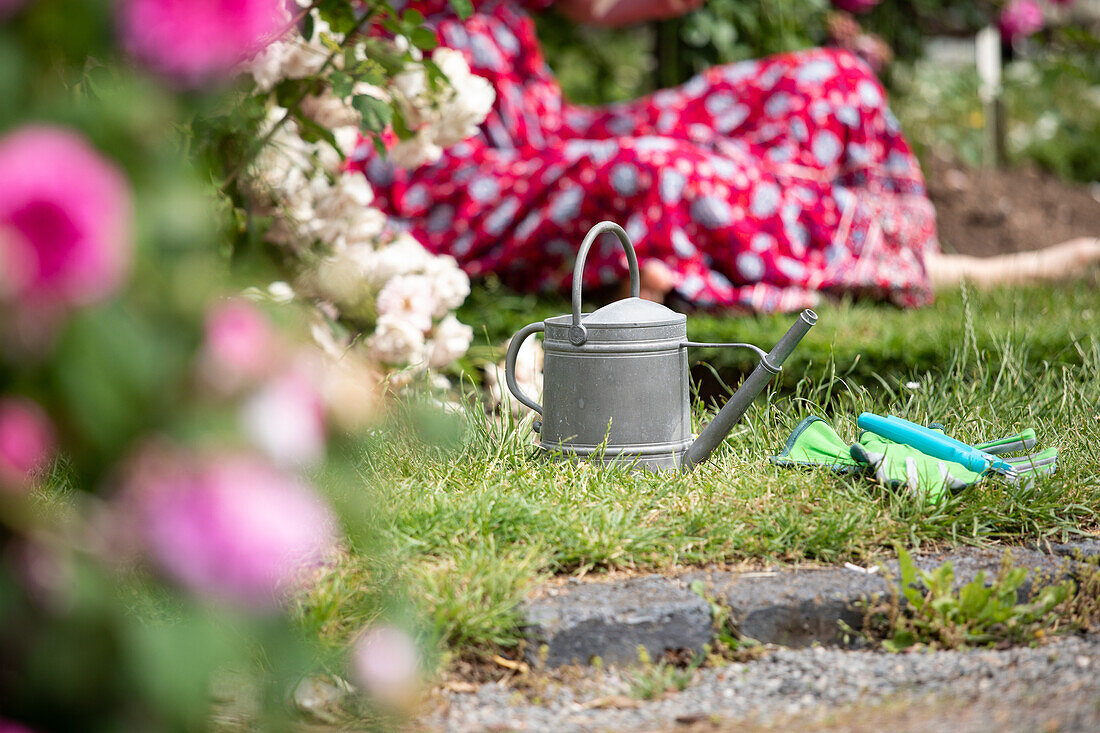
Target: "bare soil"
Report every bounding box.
[924,157,1100,257]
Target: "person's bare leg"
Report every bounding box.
[927,237,1100,290]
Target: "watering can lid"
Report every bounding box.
[582,297,685,328]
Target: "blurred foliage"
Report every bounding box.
[893,30,1100,182]
[660,0,829,86]
[536,10,656,105]
[0,0,440,730]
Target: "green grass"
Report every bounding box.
[306,279,1100,662]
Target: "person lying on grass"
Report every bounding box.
[350,0,1100,309]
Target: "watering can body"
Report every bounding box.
[505,221,816,472]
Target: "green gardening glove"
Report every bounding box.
[771,417,1058,505]
[850,424,1058,504]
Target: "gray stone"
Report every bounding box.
[521,576,712,668]
[1043,539,1100,562]
[693,568,891,648]
[520,546,1085,669]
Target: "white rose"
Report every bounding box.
[424,256,470,315]
[268,281,296,304]
[310,174,383,248]
[300,92,361,129]
[280,12,339,79]
[389,127,442,169]
[249,42,290,92]
[375,274,436,332]
[331,125,362,158]
[436,75,495,146]
[431,48,472,85]
[313,244,376,318]
[314,171,374,220]
[368,314,427,366]
[335,207,387,249]
[427,315,473,368]
[352,81,391,103]
[365,234,433,286]
[390,65,430,128]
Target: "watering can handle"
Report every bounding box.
[504,322,545,415]
[569,221,640,346]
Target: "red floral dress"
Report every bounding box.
[350,0,940,311]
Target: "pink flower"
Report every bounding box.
[129,451,336,611]
[240,370,327,468]
[0,126,132,310]
[120,0,286,85]
[351,625,421,705]
[0,397,55,492]
[0,0,27,19]
[999,0,1044,41]
[0,720,37,733]
[830,0,880,14]
[201,299,278,386]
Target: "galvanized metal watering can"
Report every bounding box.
[505,221,817,472]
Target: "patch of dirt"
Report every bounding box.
[924,156,1100,257]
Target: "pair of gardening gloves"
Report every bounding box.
[771,416,1058,504]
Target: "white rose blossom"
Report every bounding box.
[242,19,492,375]
[369,314,427,366]
[389,127,443,169]
[375,275,436,333]
[428,315,474,368]
[312,244,377,319]
[424,255,470,317]
[431,48,496,146]
[300,91,362,130]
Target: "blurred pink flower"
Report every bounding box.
[0,0,27,19]
[0,397,55,492]
[351,625,421,704]
[0,126,132,310]
[241,369,327,468]
[130,452,336,610]
[999,0,1044,41]
[201,299,278,386]
[0,720,37,733]
[120,0,286,85]
[830,0,880,14]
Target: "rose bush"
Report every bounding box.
[0,0,484,728]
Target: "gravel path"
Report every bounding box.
[419,634,1100,732]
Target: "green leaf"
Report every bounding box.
[402,9,425,26]
[883,630,916,652]
[410,27,438,51]
[302,8,315,41]
[448,0,474,20]
[273,78,312,108]
[330,70,354,99]
[958,577,992,619]
[353,94,392,133]
[319,31,342,53]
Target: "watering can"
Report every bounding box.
[504,221,818,472]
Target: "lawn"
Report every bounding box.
[301,277,1100,663]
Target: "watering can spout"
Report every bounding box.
[680,309,818,472]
